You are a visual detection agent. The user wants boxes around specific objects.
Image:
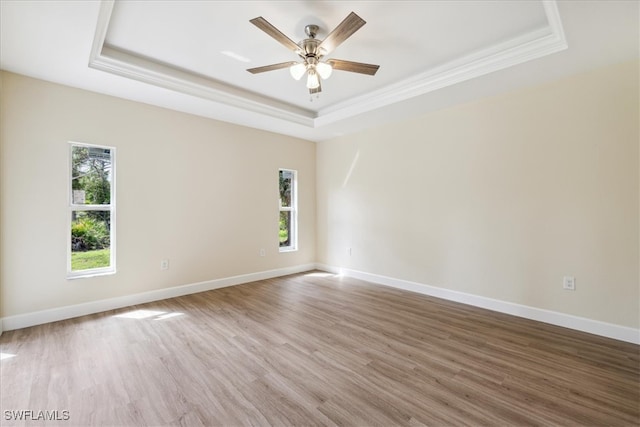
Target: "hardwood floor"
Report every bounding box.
[1,271,638,426]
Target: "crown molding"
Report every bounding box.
[88,0,567,130]
[317,1,567,126]
[89,0,314,127]
[90,45,316,127]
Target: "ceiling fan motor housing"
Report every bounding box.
[298,27,324,61]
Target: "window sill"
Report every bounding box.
[67,270,116,280]
[279,247,298,253]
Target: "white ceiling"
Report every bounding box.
[1,1,638,142]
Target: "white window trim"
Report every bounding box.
[67,141,116,279]
[279,168,298,252]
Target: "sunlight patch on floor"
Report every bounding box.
[304,271,336,278]
[114,309,185,320]
[154,312,184,320]
[114,309,166,319]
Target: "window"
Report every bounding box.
[279,169,297,252]
[68,142,115,277]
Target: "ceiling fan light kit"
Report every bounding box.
[316,62,333,79]
[247,12,380,96]
[306,69,320,89]
[289,63,306,80]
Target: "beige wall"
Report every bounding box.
[317,60,639,329]
[0,71,315,318]
[2,60,638,331]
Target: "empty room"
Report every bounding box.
[1,1,638,425]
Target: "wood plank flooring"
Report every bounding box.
[1,271,638,426]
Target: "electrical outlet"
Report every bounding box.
[563,276,575,290]
[160,259,169,270]
[259,248,266,257]
[347,247,352,256]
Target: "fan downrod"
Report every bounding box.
[304,24,319,39]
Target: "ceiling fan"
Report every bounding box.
[247,12,380,95]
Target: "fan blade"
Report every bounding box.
[309,80,322,95]
[247,61,298,74]
[327,59,379,75]
[318,12,366,55]
[250,17,300,52]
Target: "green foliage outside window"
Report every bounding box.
[279,212,290,246]
[279,170,293,247]
[72,146,111,204]
[70,145,113,271]
[71,214,110,251]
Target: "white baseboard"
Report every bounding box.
[3,263,637,345]
[0,264,316,332]
[316,264,640,345]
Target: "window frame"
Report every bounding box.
[67,141,116,279]
[279,168,298,252]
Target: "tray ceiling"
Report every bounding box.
[90,0,564,127]
[1,1,638,141]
